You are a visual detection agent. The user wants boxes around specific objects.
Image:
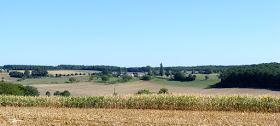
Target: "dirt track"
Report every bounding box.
[33,81,280,96]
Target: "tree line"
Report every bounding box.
[217,63,280,89]
[9,69,48,79]
[3,64,234,73]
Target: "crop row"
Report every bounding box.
[0,94,279,112]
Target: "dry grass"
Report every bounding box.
[0,107,279,125]
[0,73,10,78]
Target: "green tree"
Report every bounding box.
[9,71,24,78]
[54,91,61,96]
[204,68,213,74]
[147,66,152,76]
[118,67,122,74]
[24,85,40,96]
[165,70,171,77]
[159,63,164,76]
[31,69,48,78]
[141,75,152,81]
[205,76,209,80]
[61,90,71,97]
[103,69,110,75]
[24,70,30,78]
[101,75,110,82]
[173,72,186,81]
[69,77,76,83]
[137,89,152,94]
[46,91,51,96]
[122,75,133,82]
[158,88,168,94]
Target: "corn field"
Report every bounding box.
[0,94,279,112]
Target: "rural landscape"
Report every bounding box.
[1,0,279,125]
[0,63,280,125]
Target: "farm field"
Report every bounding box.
[33,81,280,96]
[0,107,279,125]
[1,71,280,96]
[11,70,101,75]
[152,74,221,88]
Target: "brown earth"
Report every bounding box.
[0,107,279,125]
[34,81,280,96]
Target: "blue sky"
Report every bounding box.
[0,0,279,67]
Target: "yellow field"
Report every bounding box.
[0,107,279,125]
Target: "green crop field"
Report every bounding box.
[151,74,221,88]
[0,94,279,112]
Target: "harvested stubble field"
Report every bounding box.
[0,95,279,125]
[0,107,279,125]
[34,81,280,96]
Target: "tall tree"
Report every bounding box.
[159,63,164,76]
[118,67,122,74]
[24,70,30,78]
[147,66,152,76]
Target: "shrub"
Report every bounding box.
[137,89,152,94]
[61,90,71,97]
[134,74,138,77]
[205,76,209,80]
[46,91,51,96]
[101,75,110,82]
[122,75,133,82]
[69,77,77,83]
[1,77,5,82]
[141,75,152,81]
[89,75,95,81]
[54,91,61,96]
[173,72,186,81]
[173,72,196,81]
[158,88,168,94]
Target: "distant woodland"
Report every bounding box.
[216,63,280,89]
[2,65,233,73]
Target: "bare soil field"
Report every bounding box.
[0,107,279,125]
[0,73,10,78]
[34,81,280,96]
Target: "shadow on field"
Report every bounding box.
[206,82,280,91]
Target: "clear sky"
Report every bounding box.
[0,0,279,67]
